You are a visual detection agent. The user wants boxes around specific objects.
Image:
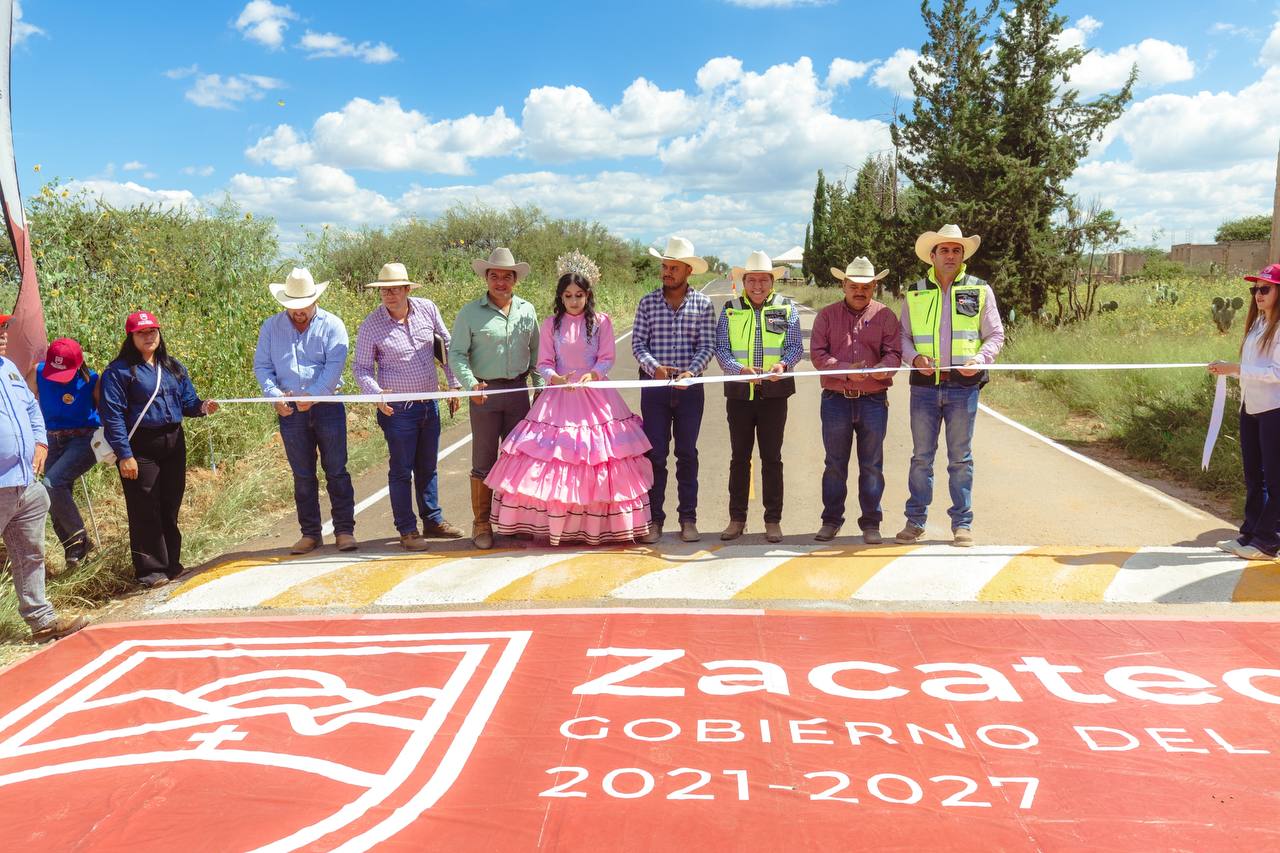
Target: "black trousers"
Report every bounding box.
[725,396,788,523]
[120,424,187,580]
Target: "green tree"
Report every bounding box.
[891,0,1133,319]
[802,223,812,282]
[803,170,831,282]
[1215,214,1272,243]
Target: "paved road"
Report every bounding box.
[122,278,1269,616]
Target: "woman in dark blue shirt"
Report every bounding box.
[31,338,100,569]
[98,311,218,588]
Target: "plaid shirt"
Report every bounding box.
[353,297,459,395]
[631,287,716,377]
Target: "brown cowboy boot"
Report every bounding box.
[471,476,494,550]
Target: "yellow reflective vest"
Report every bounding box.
[904,268,987,386]
[724,293,796,400]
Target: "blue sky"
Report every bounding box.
[11,0,1280,261]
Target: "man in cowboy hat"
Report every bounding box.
[450,247,543,550]
[810,257,902,544]
[896,225,1005,547]
[355,262,464,552]
[633,236,717,543]
[713,251,802,543]
[255,268,357,555]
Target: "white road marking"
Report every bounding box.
[610,544,826,600]
[1104,547,1246,603]
[375,551,572,606]
[152,554,381,613]
[852,545,1031,601]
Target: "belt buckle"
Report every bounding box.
[842,389,862,399]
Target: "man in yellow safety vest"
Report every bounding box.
[713,251,803,543]
[896,224,1005,548]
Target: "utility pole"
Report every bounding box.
[1271,139,1280,263]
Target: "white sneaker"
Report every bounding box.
[1229,542,1276,561]
[1216,538,1242,554]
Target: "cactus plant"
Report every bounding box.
[1210,295,1245,333]
[1099,300,1118,313]
[1151,283,1180,306]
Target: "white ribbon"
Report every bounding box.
[213,362,1213,405]
[1202,374,1228,471]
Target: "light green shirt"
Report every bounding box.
[448,293,543,390]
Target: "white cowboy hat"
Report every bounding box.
[366,262,422,289]
[471,247,531,280]
[648,236,709,275]
[915,223,981,265]
[731,250,786,282]
[269,267,329,308]
[831,256,889,284]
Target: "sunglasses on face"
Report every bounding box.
[1250,285,1273,296]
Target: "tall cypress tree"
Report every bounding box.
[891,0,1133,318]
[804,170,830,283]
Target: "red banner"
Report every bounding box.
[1,610,1278,850]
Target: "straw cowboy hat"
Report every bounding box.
[471,247,531,280]
[648,236,709,275]
[732,250,786,282]
[915,223,981,265]
[831,256,889,284]
[270,267,329,308]
[366,262,422,289]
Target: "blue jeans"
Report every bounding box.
[44,429,97,555]
[376,400,443,535]
[279,402,355,539]
[906,383,980,530]
[1239,406,1280,556]
[0,482,55,630]
[640,383,705,526]
[820,391,889,530]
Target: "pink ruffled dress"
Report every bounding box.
[485,312,653,544]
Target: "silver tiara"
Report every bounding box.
[556,250,601,285]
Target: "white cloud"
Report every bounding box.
[13,1,43,44]
[1060,17,1194,96]
[182,165,215,177]
[247,97,519,174]
[122,161,146,172]
[164,64,198,80]
[1210,22,1257,39]
[870,48,923,97]
[299,30,398,64]
[827,57,875,88]
[521,79,696,162]
[235,0,296,49]
[1069,158,1272,245]
[66,179,197,211]
[1261,20,1280,67]
[660,56,890,190]
[1102,66,1280,171]
[185,73,284,109]
[226,164,398,226]
[246,124,315,169]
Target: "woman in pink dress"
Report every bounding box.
[486,251,653,545]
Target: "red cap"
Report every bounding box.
[0,314,13,326]
[42,338,84,383]
[1244,264,1280,286]
[125,310,161,333]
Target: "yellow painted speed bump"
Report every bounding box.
[978,546,1134,603]
[735,544,917,600]
[488,547,720,601]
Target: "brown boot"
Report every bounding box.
[471,476,494,550]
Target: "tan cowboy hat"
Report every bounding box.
[648,236,709,275]
[915,223,981,265]
[471,247,531,280]
[831,256,889,284]
[366,262,422,289]
[731,250,786,282]
[270,267,329,308]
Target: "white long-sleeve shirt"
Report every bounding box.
[1241,320,1280,415]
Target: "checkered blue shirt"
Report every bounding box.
[631,287,717,377]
